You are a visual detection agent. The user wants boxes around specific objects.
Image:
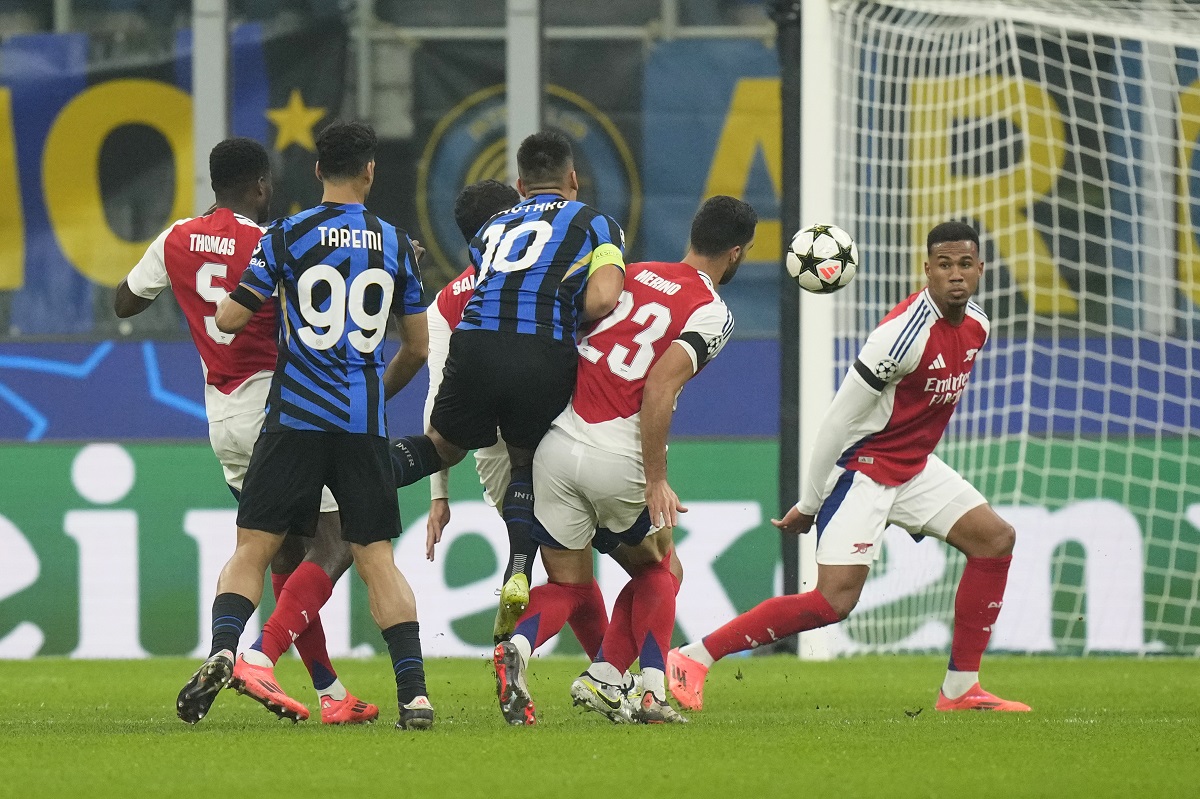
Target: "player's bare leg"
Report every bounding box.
[178,527,288,723]
[351,540,434,729]
[939,504,1029,711]
[669,564,862,711]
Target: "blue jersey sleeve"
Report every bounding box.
[390,234,427,315]
[242,227,282,297]
[587,213,626,275]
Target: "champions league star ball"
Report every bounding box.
[785,223,859,294]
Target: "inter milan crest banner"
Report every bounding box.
[0,21,346,339]
[409,39,644,290]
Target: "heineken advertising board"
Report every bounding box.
[0,440,1195,658]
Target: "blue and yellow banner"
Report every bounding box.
[0,22,345,338]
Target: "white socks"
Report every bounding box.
[641,667,666,701]
[586,661,624,685]
[511,634,533,667]
[941,670,979,700]
[241,648,273,668]
[318,677,347,701]
[679,641,715,668]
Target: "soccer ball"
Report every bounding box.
[785,223,858,294]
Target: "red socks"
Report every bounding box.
[513,580,604,652]
[257,561,333,664]
[701,590,840,661]
[949,555,1012,672]
[566,579,608,660]
[597,553,678,673]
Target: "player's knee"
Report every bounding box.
[989,521,1016,558]
[308,541,353,581]
[824,592,858,621]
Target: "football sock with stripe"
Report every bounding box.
[943,555,1012,699]
[269,570,340,693]
[209,592,255,658]
[565,579,608,660]
[695,590,840,663]
[382,621,427,705]
[501,465,538,581]
[630,554,677,689]
[512,581,600,661]
[390,435,443,488]
[253,561,332,664]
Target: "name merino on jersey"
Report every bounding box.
[842,288,990,485]
[240,202,426,437]
[458,193,625,341]
[556,261,734,460]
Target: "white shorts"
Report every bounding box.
[475,439,511,508]
[532,424,647,551]
[814,454,985,566]
[209,408,337,513]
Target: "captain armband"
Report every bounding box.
[588,242,625,276]
[229,285,265,313]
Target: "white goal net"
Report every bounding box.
[818,0,1200,655]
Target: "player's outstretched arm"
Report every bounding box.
[641,343,697,530]
[215,284,265,334]
[113,279,155,318]
[796,374,879,515]
[383,311,429,400]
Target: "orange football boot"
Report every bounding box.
[229,655,310,722]
[936,682,1031,712]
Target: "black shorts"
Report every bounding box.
[237,430,400,546]
[430,328,577,451]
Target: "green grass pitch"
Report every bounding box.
[1,655,1196,798]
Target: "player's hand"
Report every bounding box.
[646,479,687,531]
[411,239,426,264]
[426,498,450,561]
[771,506,815,535]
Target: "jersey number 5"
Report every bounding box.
[578,291,672,381]
[297,264,394,353]
[197,261,235,345]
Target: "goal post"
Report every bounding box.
[788,0,1200,657]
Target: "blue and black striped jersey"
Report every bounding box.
[458,193,625,341]
[241,202,425,437]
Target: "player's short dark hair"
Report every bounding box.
[689,195,758,256]
[454,180,520,242]
[516,130,573,186]
[926,221,980,254]
[315,120,376,181]
[210,137,270,197]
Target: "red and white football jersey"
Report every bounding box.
[841,288,989,485]
[436,265,477,328]
[125,208,278,421]
[555,261,734,459]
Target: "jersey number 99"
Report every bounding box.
[296,265,394,353]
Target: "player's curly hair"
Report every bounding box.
[315,120,377,181]
[690,195,758,256]
[516,130,573,186]
[209,137,269,198]
[454,180,520,242]
[926,220,979,254]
